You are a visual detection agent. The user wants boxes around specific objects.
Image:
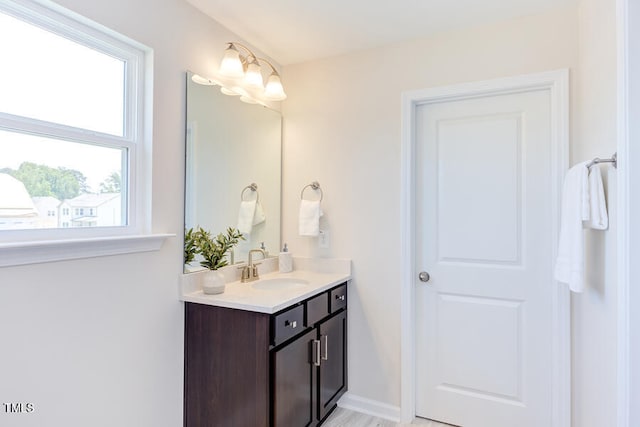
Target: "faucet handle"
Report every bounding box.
[251,262,262,279]
[237,265,250,282]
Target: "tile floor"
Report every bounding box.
[322,407,456,427]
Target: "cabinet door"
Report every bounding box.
[184,303,270,427]
[272,328,317,427]
[318,311,347,420]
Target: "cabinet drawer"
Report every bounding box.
[307,292,329,326]
[273,304,305,346]
[330,284,347,313]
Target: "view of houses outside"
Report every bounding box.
[0,168,123,231]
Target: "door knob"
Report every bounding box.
[418,271,431,283]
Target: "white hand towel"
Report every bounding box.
[587,165,608,230]
[253,201,266,226]
[299,200,323,236]
[554,161,590,293]
[237,200,257,235]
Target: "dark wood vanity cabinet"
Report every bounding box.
[184,282,348,427]
[272,328,316,426]
[317,310,347,421]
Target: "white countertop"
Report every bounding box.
[179,257,351,314]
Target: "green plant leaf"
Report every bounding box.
[193,226,245,270]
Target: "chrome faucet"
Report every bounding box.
[238,249,266,282]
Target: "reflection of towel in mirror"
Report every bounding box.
[237,200,257,235]
[554,162,609,293]
[299,200,323,236]
[237,200,267,235]
[253,202,266,227]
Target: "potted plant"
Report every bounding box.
[184,226,244,294]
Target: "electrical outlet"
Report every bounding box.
[318,229,330,249]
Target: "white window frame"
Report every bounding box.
[0,0,171,267]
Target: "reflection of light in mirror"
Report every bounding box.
[240,96,258,104]
[191,74,220,86]
[192,74,261,103]
[220,87,240,96]
[192,74,266,107]
[231,86,249,97]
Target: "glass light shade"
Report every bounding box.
[264,73,287,101]
[244,59,264,88]
[219,45,244,78]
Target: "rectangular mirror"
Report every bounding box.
[184,71,282,273]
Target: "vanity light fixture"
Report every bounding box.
[217,42,287,102]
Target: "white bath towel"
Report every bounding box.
[253,201,266,226]
[555,161,610,292]
[299,200,323,236]
[555,161,590,293]
[237,200,257,235]
[587,165,608,230]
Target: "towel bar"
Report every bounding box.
[241,183,259,202]
[301,181,323,201]
[587,152,617,169]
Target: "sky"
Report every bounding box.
[0,9,126,192]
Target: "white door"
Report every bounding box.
[415,90,554,427]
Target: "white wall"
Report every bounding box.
[572,0,619,426]
[625,0,640,424]
[282,5,581,411]
[0,1,269,426]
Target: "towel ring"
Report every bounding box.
[300,181,323,202]
[586,152,617,169]
[241,183,259,202]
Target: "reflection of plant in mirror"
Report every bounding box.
[184,227,198,265]
[186,226,245,270]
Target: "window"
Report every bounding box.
[0,1,168,267]
[0,0,145,236]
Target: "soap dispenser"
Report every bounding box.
[279,243,293,273]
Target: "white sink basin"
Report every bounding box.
[251,278,309,291]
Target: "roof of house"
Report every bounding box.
[0,173,39,218]
[32,196,61,210]
[62,193,120,208]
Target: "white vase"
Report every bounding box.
[202,270,225,295]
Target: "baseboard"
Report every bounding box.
[337,392,401,423]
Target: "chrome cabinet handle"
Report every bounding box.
[335,294,345,301]
[418,271,431,283]
[312,340,321,366]
[321,335,328,361]
[285,320,297,329]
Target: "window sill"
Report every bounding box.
[0,234,174,268]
